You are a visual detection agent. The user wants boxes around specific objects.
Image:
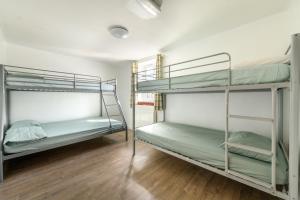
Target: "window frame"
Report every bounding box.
[137,58,156,106]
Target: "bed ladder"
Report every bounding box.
[224,87,278,191]
[101,89,128,141]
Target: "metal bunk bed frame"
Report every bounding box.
[132,34,300,200]
[0,65,128,183]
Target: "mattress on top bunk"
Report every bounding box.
[6,75,115,91]
[137,63,290,91]
[4,117,123,154]
[136,122,288,185]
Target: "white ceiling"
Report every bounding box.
[0,0,289,62]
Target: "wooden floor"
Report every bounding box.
[0,132,280,200]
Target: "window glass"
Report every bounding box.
[137,58,156,106]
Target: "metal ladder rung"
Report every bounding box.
[227,142,272,156]
[109,114,121,117]
[229,114,273,122]
[228,169,273,189]
[106,104,118,107]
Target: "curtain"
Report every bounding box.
[154,54,164,111]
[130,61,138,108]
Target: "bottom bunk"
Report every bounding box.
[3,116,125,155]
[136,122,288,185]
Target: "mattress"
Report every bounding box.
[138,64,290,91]
[136,122,288,184]
[6,74,114,91]
[4,117,124,154]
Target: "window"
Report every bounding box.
[137,58,156,106]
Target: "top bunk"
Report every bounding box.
[135,53,291,94]
[1,65,116,93]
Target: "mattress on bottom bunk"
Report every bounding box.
[138,63,290,91]
[4,117,124,154]
[136,122,288,185]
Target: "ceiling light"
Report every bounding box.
[108,25,129,39]
[127,0,162,19]
[137,0,161,16]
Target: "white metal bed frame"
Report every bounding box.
[0,65,128,183]
[132,34,300,200]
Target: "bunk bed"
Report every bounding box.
[0,65,128,182]
[132,34,300,200]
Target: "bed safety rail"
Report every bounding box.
[136,52,231,92]
[100,78,117,92]
[3,65,116,93]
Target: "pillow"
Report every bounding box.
[226,131,272,162]
[11,120,41,128]
[4,120,47,144]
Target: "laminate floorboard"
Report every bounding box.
[0,132,280,200]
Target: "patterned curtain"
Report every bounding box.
[154,54,165,111]
[130,61,138,108]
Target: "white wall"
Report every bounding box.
[5,43,116,123]
[164,11,291,68]
[114,61,132,127]
[162,10,299,138]
[289,0,300,34]
[0,28,6,64]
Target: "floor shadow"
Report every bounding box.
[4,134,126,178]
[130,146,281,200]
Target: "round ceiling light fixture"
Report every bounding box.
[108,25,129,39]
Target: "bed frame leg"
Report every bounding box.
[133,138,135,156]
[125,128,128,141]
[0,65,5,184]
[0,152,3,183]
[132,72,136,157]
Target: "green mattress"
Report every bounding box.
[138,64,290,91]
[4,117,124,154]
[136,122,288,185]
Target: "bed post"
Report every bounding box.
[0,65,6,183]
[163,94,166,122]
[125,126,128,142]
[289,33,300,200]
[277,89,283,143]
[100,77,103,117]
[132,73,136,156]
